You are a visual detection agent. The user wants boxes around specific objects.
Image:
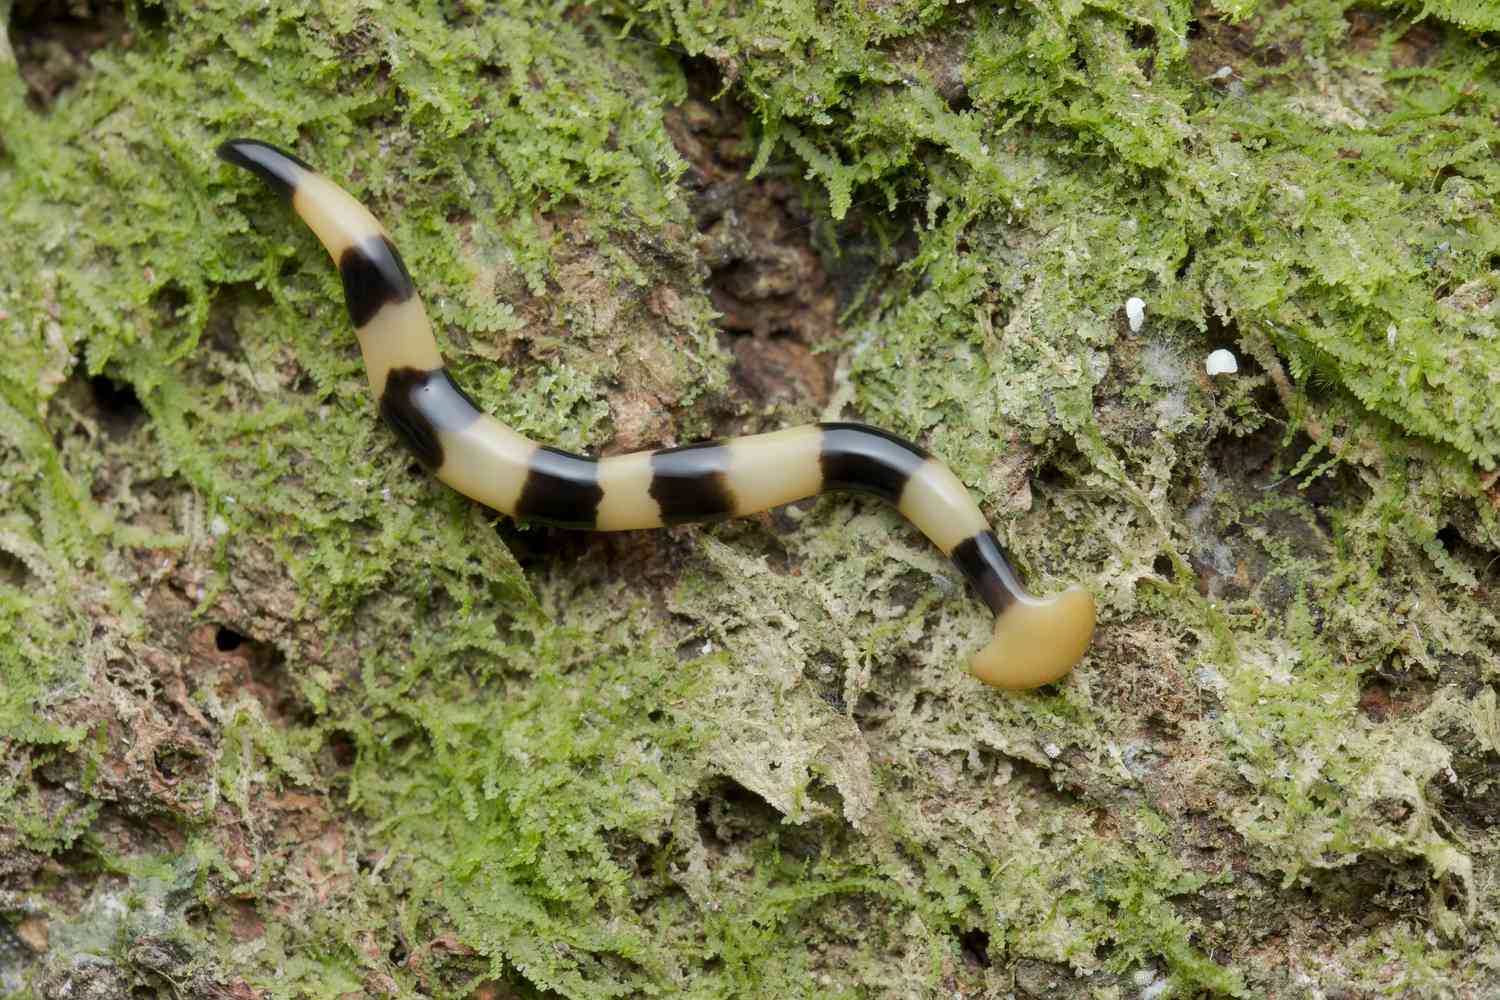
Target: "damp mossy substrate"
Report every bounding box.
[3,1,1500,997]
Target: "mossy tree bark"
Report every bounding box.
[2,1,1498,997]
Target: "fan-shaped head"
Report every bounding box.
[969,586,1096,690]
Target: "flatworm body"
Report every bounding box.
[217,139,1095,689]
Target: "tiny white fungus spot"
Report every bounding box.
[1387,323,1398,349]
[210,516,229,537]
[1210,64,1233,80]
[1125,296,1146,332]
[1205,348,1238,376]
[1043,742,1061,759]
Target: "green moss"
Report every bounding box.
[1377,1,1500,31]
[5,0,1500,996]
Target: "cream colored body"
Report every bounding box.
[226,141,1097,689]
[434,414,536,516]
[293,173,388,258]
[899,460,990,554]
[357,298,443,399]
[279,158,1002,553]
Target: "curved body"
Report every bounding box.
[217,139,1095,688]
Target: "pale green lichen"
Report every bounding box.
[4,0,1500,997]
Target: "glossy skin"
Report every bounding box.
[217,138,1096,688]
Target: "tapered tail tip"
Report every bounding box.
[215,138,312,199]
[969,586,1096,690]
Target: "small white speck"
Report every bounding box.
[1387,323,1398,348]
[1141,977,1171,1000]
[701,640,714,655]
[1205,348,1238,376]
[1125,296,1146,332]
[223,496,236,505]
[382,487,392,502]
[210,516,228,537]
[1134,969,1158,987]
[1210,64,1233,80]
[1043,742,1061,759]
